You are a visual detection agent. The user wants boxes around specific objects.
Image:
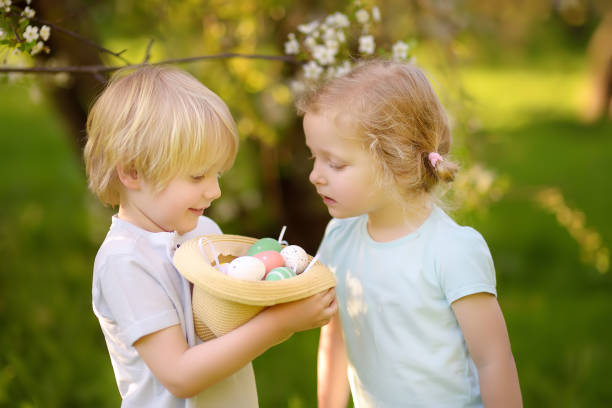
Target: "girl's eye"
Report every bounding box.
[329,161,345,170]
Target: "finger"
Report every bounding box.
[322,288,336,304]
[327,294,337,308]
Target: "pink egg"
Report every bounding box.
[253,250,285,273]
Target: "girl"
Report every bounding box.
[297,59,522,407]
[84,65,337,407]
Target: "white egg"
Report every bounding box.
[280,245,310,275]
[227,256,266,280]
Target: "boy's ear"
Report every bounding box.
[116,165,141,190]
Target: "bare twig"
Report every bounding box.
[143,39,154,64]
[0,53,298,75]
[31,16,132,65]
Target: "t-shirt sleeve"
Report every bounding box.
[195,216,223,235]
[436,227,497,304]
[97,254,180,346]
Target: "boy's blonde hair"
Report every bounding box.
[297,59,458,199]
[84,65,238,206]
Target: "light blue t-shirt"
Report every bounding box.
[317,206,496,408]
[92,216,258,408]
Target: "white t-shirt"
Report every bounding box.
[92,216,258,408]
[317,206,497,408]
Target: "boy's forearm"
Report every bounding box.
[175,310,288,397]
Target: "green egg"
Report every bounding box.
[247,237,283,256]
[265,266,295,281]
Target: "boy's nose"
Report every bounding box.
[204,178,221,201]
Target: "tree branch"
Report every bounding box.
[0,53,298,74]
[30,15,132,64]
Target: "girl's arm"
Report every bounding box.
[135,288,337,399]
[452,292,522,408]
[317,311,350,408]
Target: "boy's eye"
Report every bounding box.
[191,171,222,181]
[191,173,207,181]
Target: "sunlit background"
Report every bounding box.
[1,0,611,406]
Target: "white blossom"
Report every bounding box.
[26,0,31,4]
[325,39,339,54]
[40,25,51,41]
[30,40,44,56]
[372,6,381,22]
[336,30,346,43]
[23,25,39,43]
[22,6,35,18]
[297,20,319,35]
[284,33,299,55]
[392,41,410,60]
[0,28,4,39]
[304,35,317,51]
[355,9,369,24]
[313,44,336,66]
[335,61,352,77]
[326,12,350,28]
[303,60,323,79]
[358,35,375,55]
[322,27,337,42]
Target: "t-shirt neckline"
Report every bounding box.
[361,205,440,248]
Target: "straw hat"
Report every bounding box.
[173,234,336,341]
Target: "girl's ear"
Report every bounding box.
[116,165,141,190]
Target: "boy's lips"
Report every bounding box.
[189,206,207,214]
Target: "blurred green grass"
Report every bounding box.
[1,54,611,407]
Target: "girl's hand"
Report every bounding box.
[262,288,337,338]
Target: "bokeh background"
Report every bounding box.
[1,0,611,406]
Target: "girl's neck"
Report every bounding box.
[366,194,432,243]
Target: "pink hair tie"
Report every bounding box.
[428,152,443,168]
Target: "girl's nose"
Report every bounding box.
[309,165,326,186]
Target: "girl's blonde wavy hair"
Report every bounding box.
[296,59,458,200]
[84,65,238,206]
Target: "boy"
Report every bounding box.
[84,65,336,407]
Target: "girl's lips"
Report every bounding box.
[321,195,337,205]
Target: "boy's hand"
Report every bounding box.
[262,288,337,337]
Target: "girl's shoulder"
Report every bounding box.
[429,208,494,271]
[431,207,489,249]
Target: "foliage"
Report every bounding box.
[1,0,611,406]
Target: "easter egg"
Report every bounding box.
[280,245,310,275]
[247,237,283,256]
[265,266,296,281]
[227,256,266,281]
[253,250,285,273]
